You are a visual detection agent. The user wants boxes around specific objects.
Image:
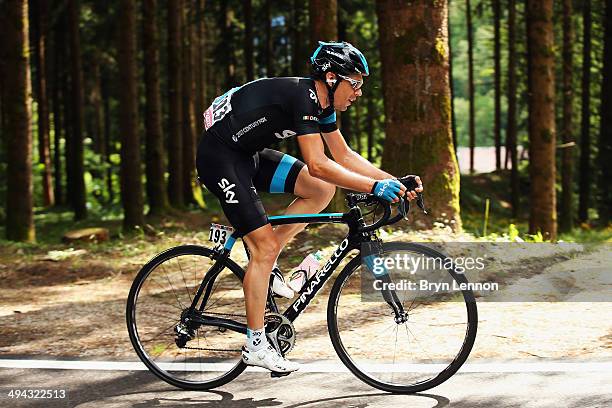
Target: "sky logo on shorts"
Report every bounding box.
[218,178,239,204]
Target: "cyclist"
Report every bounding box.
[196,41,424,374]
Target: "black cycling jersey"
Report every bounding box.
[197,77,336,236]
[203,77,337,152]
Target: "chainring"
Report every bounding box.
[264,312,296,355]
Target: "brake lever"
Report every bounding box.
[416,192,427,214]
[399,195,410,220]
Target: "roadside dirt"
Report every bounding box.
[0,223,610,364]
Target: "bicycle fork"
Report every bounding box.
[362,252,408,324]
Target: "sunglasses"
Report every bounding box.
[337,74,363,90]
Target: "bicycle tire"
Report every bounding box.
[327,242,478,394]
[126,245,247,390]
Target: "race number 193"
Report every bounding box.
[209,223,234,245]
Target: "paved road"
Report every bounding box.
[0,359,610,407]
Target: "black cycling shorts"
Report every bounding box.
[196,131,305,236]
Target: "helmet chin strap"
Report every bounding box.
[325,77,340,110]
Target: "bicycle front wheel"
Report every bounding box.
[126,245,247,390]
[327,242,478,394]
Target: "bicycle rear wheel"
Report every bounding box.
[126,245,247,390]
[327,242,478,393]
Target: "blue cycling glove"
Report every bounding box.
[371,179,402,202]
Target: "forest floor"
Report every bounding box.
[0,173,610,363]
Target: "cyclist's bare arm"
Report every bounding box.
[322,129,393,180]
[298,133,380,193]
[322,129,423,200]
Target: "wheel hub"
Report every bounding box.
[394,311,409,324]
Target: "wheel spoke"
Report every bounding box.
[332,245,477,392]
[128,248,246,388]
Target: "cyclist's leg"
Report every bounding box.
[241,225,279,329]
[254,149,335,248]
[197,135,284,321]
[197,136,299,372]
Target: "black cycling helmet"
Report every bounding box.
[310,41,370,78]
[309,41,369,108]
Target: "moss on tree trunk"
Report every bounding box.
[376,0,461,230]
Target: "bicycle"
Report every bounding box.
[126,189,478,394]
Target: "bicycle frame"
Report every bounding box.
[188,203,406,334]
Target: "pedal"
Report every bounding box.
[270,371,291,378]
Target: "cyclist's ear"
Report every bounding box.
[326,72,337,86]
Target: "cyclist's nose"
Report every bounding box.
[355,88,363,97]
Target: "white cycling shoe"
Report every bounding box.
[241,344,300,373]
[270,267,295,299]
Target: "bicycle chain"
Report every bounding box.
[200,311,245,318]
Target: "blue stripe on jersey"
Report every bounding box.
[270,155,297,193]
[320,111,337,125]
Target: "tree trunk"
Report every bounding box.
[0,0,35,241]
[143,0,169,216]
[355,96,363,154]
[526,0,557,240]
[182,4,196,205]
[195,0,206,121]
[559,0,575,232]
[598,0,612,226]
[117,0,144,230]
[101,72,113,203]
[86,54,105,206]
[265,0,274,76]
[67,0,87,219]
[448,0,458,155]
[167,0,184,208]
[467,0,475,174]
[367,93,374,161]
[337,1,350,144]
[493,0,502,171]
[291,0,307,76]
[220,3,237,88]
[309,0,337,48]
[244,0,254,82]
[63,14,74,210]
[507,0,519,218]
[52,24,64,205]
[31,0,54,207]
[578,0,592,223]
[377,0,461,230]
[309,0,341,211]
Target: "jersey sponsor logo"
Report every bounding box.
[302,115,319,122]
[274,129,297,140]
[308,89,317,102]
[218,178,239,204]
[232,117,267,142]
